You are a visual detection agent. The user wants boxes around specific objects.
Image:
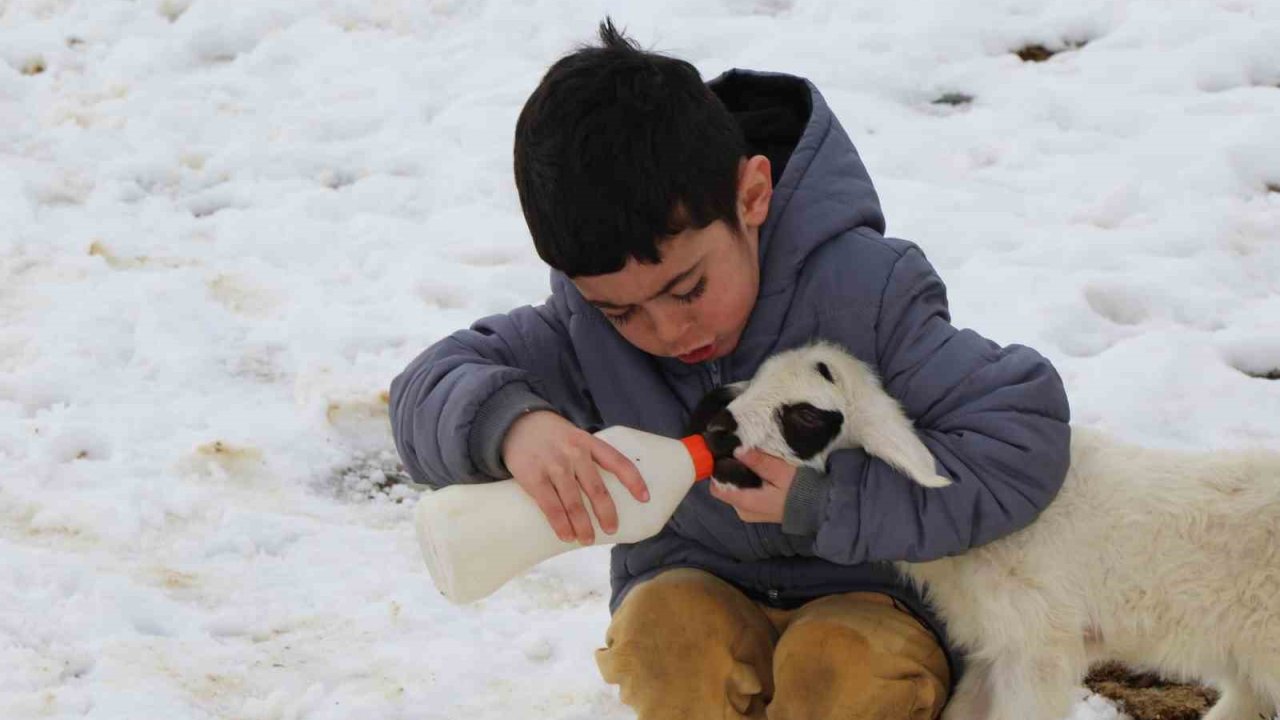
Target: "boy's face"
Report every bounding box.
[573,156,773,364]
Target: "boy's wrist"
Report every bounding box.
[471,383,556,479]
[781,467,832,535]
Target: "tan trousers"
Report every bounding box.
[596,568,950,720]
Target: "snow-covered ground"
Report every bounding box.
[2,0,1279,717]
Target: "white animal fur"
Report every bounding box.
[725,346,951,488]
[729,341,1280,720]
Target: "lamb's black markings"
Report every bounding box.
[816,361,833,383]
[688,360,844,488]
[778,402,844,461]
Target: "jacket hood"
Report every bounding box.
[708,69,885,297]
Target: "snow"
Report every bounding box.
[2,0,1279,718]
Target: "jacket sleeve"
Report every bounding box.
[787,245,1071,564]
[388,303,595,489]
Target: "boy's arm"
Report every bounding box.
[782,246,1072,564]
[389,303,593,488]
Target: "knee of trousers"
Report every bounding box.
[603,569,776,651]
[596,569,776,717]
[769,606,950,720]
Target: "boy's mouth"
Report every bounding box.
[677,342,715,363]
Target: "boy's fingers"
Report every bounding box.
[733,446,764,469]
[548,464,594,545]
[710,480,774,513]
[575,453,619,535]
[525,476,574,542]
[733,447,790,486]
[711,491,768,520]
[708,480,748,509]
[592,438,650,503]
[709,482,761,520]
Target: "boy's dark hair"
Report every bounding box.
[514,19,746,278]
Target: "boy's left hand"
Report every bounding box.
[707,447,797,524]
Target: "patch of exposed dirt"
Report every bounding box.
[1085,662,1220,720]
[932,92,974,106]
[329,449,415,504]
[1015,40,1089,62]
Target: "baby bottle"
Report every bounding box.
[414,426,713,604]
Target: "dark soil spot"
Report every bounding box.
[329,450,416,503]
[1015,40,1089,63]
[1016,44,1055,62]
[21,57,46,75]
[932,93,974,106]
[1085,662,1219,720]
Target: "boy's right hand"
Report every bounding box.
[501,411,650,545]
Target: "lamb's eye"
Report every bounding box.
[790,403,826,428]
[777,402,844,461]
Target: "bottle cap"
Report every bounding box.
[680,435,714,481]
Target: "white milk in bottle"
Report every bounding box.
[414,426,714,604]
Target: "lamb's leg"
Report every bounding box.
[1202,676,1273,720]
[940,658,991,720]
[985,648,1083,720]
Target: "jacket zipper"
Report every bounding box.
[706,359,721,388]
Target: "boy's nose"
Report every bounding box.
[650,305,694,348]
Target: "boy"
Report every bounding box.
[390,20,1071,720]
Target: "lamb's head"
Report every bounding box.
[687,342,951,490]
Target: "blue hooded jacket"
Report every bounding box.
[389,69,1072,684]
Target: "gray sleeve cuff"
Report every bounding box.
[469,383,557,480]
[782,467,832,536]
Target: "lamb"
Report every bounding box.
[690,340,1280,720]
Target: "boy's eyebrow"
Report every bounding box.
[586,264,700,310]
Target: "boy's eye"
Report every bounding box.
[606,307,637,325]
[604,277,706,326]
[673,277,707,304]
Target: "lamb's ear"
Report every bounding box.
[686,382,747,434]
[864,421,952,489]
[844,363,952,489]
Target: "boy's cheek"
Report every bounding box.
[616,329,667,357]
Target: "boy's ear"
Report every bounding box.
[737,155,772,229]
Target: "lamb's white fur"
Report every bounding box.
[724,345,951,488]
[728,341,1280,720]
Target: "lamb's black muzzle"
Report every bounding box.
[703,410,763,488]
[685,386,763,489]
[703,409,741,458]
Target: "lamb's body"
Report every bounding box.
[714,342,1280,720]
[908,429,1280,720]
